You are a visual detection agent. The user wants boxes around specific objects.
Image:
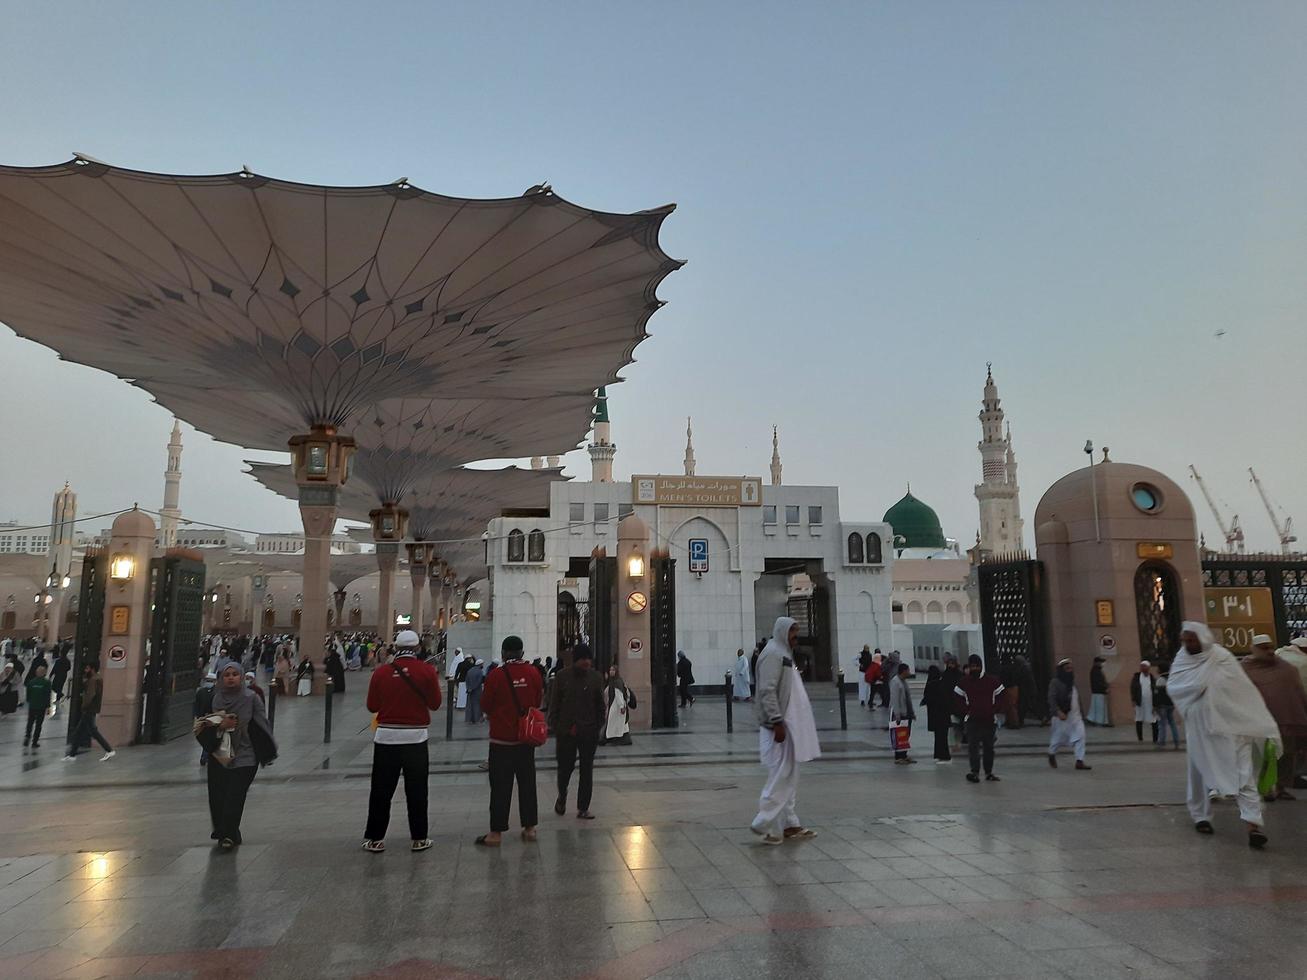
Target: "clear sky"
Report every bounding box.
[2,1,1304,550]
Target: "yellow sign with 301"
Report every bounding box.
[1203,587,1276,654]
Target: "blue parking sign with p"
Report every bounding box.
[689,538,709,573]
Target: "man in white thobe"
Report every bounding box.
[750,616,820,845]
[1168,621,1279,848]
[448,648,467,709]
[1047,659,1090,769]
[732,650,752,702]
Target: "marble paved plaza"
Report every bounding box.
[0,681,1304,979]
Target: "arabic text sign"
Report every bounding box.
[1204,587,1276,654]
[632,475,763,507]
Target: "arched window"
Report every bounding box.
[866,532,883,564]
[528,529,545,562]
[847,532,864,564]
[507,528,525,563]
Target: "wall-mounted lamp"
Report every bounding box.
[627,549,645,580]
[109,554,136,582]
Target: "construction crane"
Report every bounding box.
[1188,465,1245,553]
[1249,468,1297,554]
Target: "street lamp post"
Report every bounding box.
[1084,440,1101,543]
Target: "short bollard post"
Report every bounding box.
[725,671,734,734]
[837,668,847,731]
[267,682,277,731]
[323,678,334,744]
[445,679,455,740]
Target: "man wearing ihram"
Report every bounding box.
[750,616,820,845]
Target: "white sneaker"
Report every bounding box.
[62,755,76,762]
[100,750,116,761]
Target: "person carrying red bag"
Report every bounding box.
[476,635,543,847]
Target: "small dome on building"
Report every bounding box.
[883,491,947,550]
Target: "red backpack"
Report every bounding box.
[504,663,548,747]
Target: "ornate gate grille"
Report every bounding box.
[977,556,1050,695]
[649,555,678,728]
[1134,562,1181,665]
[67,550,107,742]
[141,555,206,742]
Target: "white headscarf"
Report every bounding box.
[1168,620,1280,753]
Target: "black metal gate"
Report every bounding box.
[1202,553,1307,643]
[786,586,832,682]
[977,556,1051,696]
[649,555,678,728]
[1134,561,1182,664]
[66,551,108,743]
[586,557,616,674]
[141,555,206,742]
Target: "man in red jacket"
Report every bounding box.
[362,630,442,854]
[476,635,544,847]
[954,654,1006,784]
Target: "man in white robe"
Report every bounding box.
[732,649,752,701]
[750,616,820,845]
[447,648,467,709]
[1169,621,1279,848]
[1047,659,1090,769]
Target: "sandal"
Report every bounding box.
[362,839,385,853]
[521,828,537,842]
[577,811,596,820]
[474,835,501,847]
[760,834,784,846]
[411,839,433,852]
[783,827,817,839]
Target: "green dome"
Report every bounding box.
[882,491,947,550]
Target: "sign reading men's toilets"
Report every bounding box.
[633,475,763,508]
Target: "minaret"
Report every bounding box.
[546,455,560,469]
[160,420,183,549]
[588,387,616,483]
[529,456,543,470]
[769,426,783,486]
[43,483,77,644]
[683,417,696,477]
[974,365,1024,555]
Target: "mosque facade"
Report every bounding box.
[484,395,895,685]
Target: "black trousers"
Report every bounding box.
[1136,721,1159,742]
[966,718,996,775]
[207,764,257,843]
[24,708,45,743]
[364,741,429,841]
[933,726,951,761]
[678,679,694,706]
[556,730,598,812]
[488,743,538,833]
[66,712,111,755]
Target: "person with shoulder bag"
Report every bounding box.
[361,630,441,854]
[475,635,544,847]
[193,657,277,850]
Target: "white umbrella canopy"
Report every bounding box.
[0,159,682,450]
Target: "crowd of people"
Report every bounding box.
[8,612,1304,857]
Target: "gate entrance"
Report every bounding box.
[140,555,206,742]
[67,551,109,744]
[977,556,1051,697]
[1134,561,1181,665]
[649,554,677,728]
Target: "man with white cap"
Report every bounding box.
[362,629,442,854]
[1130,661,1157,743]
[1243,633,1307,801]
[750,616,820,845]
[1047,658,1090,770]
[1168,622,1280,848]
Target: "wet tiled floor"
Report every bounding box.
[1,679,1301,978]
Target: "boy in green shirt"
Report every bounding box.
[24,663,52,747]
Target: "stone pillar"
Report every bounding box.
[298,486,337,689]
[408,544,430,632]
[99,508,157,747]
[250,574,269,638]
[333,588,347,629]
[42,587,67,647]
[428,571,442,633]
[617,514,653,731]
[375,544,398,643]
